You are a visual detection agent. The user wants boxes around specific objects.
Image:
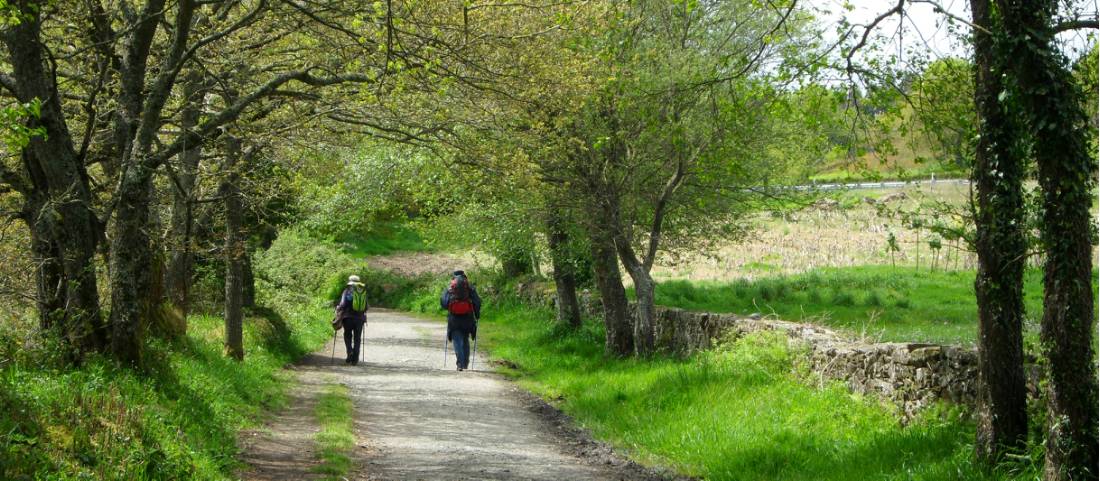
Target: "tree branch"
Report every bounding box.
[134,0,197,165]
[1053,18,1099,33]
[644,153,687,271]
[845,0,905,74]
[910,0,992,34]
[151,69,376,167]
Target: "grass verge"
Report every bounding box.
[0,302,332,480]
[313,382,355,480]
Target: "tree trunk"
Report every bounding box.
[108,0,197,364]
[970,0,1030,463]
[619,257,657,357]
[994,1,1099,478]
[25,202,64,331]
[242,251,255,309]
[164,69,205,325]
[547,215,581,328]
[108,166,156,365]
[222,136,245,361]
[4,6,106,356]
[588,233,633,356]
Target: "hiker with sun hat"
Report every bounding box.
[335,274,369,365]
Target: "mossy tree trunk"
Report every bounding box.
[588,232,633,357]
[222,135,245,361]
[165,69,206,328]
[994,0,1099,477]
[3,4,107,357]
[547,214,582,328]
[969,0,1029,463]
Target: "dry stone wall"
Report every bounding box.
[638,304,982,419]
[512,281,1041,420]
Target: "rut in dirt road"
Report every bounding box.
[239,308,676,481]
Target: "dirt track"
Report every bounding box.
[239,309,677,481]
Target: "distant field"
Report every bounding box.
[652,183,980,283]
[645,181,1098,346]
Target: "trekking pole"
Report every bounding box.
[442,334,449,369]
[330,328,337,365]
[470,315,479,370]
[360,312,366,364]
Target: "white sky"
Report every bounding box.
[815,0,1098,63]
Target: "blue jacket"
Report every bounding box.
[441,285,481,339]
[336,286,368,324]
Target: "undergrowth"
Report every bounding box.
[0,303,332,480]
[0,227,345,480]
[337,222,432,258]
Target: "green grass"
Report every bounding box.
[641,265,1049,345]
[338,222,431,258]
[0,303,333,480]
[313,382,355,480]
[453,299,1038,481]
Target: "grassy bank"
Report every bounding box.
[313,382,355,480]
[0,303,332,480]
[646,265,1047,345]
[382,284,1040,481]
[337,222,432,258]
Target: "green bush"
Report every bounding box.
[254,227,362,307]
[864,290,884,307]
[832,289,856,306]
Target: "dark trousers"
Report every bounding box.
[450,327,471,369]
[343,318,364,363]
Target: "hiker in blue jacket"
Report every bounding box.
[336,275,369,365]
[441,270,481,371]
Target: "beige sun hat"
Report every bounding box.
[347,274,363,286]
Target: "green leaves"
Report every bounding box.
[0,99,47,151]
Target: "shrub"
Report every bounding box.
[254,227,362,307]
[832,290,856,306]
[864,290,884,307]
[807,289,824,304]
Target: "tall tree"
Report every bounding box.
[969,0,1029,463]
[572,0,809,355]
[994,1,1099,478]
[1,1,107,357]
[164,68,208,328]
[221,134,246,361]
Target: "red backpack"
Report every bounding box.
[447,276,474,315]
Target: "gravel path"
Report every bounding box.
[239,309,677,481]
